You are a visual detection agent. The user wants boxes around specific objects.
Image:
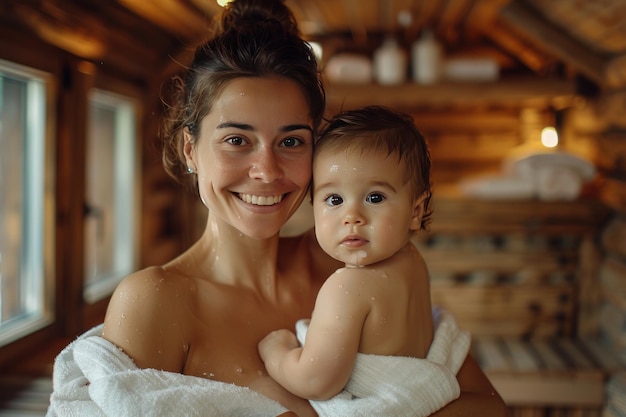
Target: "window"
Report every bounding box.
[83,89,139,303]
[0,59,55,347]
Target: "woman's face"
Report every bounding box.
[184,76,314,239]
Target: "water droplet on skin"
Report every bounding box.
[335,315,341,320]
[371,297,376,301]
[182,344,189,352]
[157,349,163,354]
[338,283,343,288]
[235,367,243,374]
[121,313,126,319]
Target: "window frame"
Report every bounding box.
[0,58,57,348]
[83,88,141,304]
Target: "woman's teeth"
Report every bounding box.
[239,193,283,206]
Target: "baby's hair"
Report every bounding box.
[314,106,432,230]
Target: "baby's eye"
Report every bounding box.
[325,194,343,207]
[366,193,385,204]
[281,136,303,148]
[226,136,247,146]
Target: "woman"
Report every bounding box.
[72,0,506,415]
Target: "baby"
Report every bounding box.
[258,105,435,401]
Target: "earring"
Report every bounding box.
[187,167,195,174]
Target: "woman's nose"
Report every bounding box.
[249,148,283,183]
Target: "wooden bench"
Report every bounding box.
[412,190,619,416]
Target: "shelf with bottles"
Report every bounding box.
[324,76,578,110]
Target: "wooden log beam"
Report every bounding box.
[12,3,105,59]
[482,21,553,74]
[499,1,607,87]
[117,0,208,41]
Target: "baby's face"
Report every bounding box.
[312,147,420,267]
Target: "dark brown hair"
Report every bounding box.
[161,0,325,183]
[314,106,433,230]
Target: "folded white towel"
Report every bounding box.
[296,309,471,417]
[46,325,288,417]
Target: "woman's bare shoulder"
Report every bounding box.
[102,266,191,371]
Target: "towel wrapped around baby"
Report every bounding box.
[46,309,470,417]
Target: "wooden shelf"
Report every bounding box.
[325,77,578,110]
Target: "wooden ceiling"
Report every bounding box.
[2,0,626,89]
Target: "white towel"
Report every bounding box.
[46,325,288,417]
[47,310,469,417]
[296,309,471,417]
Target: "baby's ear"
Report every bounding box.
[409,192,429,231]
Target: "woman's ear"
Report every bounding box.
[409,191,429,231]
[183,127,196,171]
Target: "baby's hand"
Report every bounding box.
[258,329,299,364]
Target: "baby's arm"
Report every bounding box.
[258,269,367,400]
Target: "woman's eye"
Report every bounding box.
[325,194,343,207]
[226,136,246,146]
[281,136,303,148]
[366,193,385,204]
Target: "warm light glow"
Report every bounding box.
[216,0,231,6]
[541,126,558,148]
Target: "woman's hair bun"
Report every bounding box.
[219,0,300,37]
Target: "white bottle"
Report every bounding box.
[373,37,407,85]
[412,29,442,84]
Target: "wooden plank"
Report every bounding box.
[580,339,626,373]
[602,217,626,260]
[553,339,597,371]
[502,339,541,372]
[600,257,626,311]
[431,284,575,338]
[472,338,512,372]
[423,248,579,274]
[528,340,568,371]
[487,372,605,406]
[595,131,626,177]
[427,191,611,235]
[599,177,626,214]
[577,236,604,338]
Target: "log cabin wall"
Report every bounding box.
[1,0,626,415]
